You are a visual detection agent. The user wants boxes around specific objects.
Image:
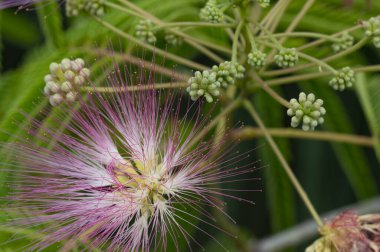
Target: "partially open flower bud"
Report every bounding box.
[287,92,326,131]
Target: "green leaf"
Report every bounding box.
[355,73,380,163]
[254,91,296,232]
[36,2,64,48]
[303,83,378,200]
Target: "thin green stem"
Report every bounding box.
[233,127,374,147]
[246,25,257,49]
[297,52,336,73]
[81,82,187,92]
[259,31,338,41]
[232,21,245,63]
[92,15,207,70]
[153,22,236,30]
[243,100,323,227]
[247,65,380,91]
[104,1,146,19]
[250,71,290,107]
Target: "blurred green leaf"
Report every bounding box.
[356,73,380,163]
[303,83,378,200]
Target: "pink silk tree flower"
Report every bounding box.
[306,211,380,251]
[2,60,258,251]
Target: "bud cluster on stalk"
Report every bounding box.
[199,0,224,23]
[274,48,299,68]
[287,92,326,131]
[332,32,354,52]
[135,20,157,44]
[44,58,90,106]
[187,61,245,102]
[363,16,380,48]
[329,67,355,91]
[66,0,105,17]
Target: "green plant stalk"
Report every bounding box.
[259,31,339,41]
[232,21,245,63]
[153,21,236,30]
[92,15,207,70]
[243,100,323,227]
[233,127,374,147]
[263,38,369,77]
[248,65,380,90]
[250,71,290,108]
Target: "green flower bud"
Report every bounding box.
[332,32,354,52]
[135,20,157,44]
[212,61,245,88]
[165,32,183,46]
[274,48,299,68]
[363,16,380,48]
[65,0,105,17]
[187,70,221,102]
[329,67,355,91]
[257,0,270,8]
[199,0,224,24]
[44,58,90,106]
[287,92,326,131]
[247,49,267,69]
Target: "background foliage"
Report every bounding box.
[0,0,379,251]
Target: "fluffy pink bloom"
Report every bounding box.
[3,61,258,251]
[307,211,380,251]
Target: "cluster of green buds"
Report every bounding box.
[199,0,224,23]
[165,32,183,46]
[65,0,105,17]
[257,0,271,8]
[363,16,380,48]
[187,70,220,103]
[287,92,326,131]
[332,32,354,52]
[329,67,355,91]
[44,58,90,106]
[187,61,245,102]
[212,61,245,88]
[274,48,299,68]
[247,49,267,69]
[135,20,157,44]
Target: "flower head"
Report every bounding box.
[135,20,157,44]
[212,61,245,88]
[199,0,224,24]
[363,16,380,48]
[287,92,326,131]
[332,32,354,52]
[274,48,299,68]
[306,211,380,251]
[247,49,267,69]
[4,61,257,251]
[187,70,221,102]
[44,58,90,106]
[329,67,355,91]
